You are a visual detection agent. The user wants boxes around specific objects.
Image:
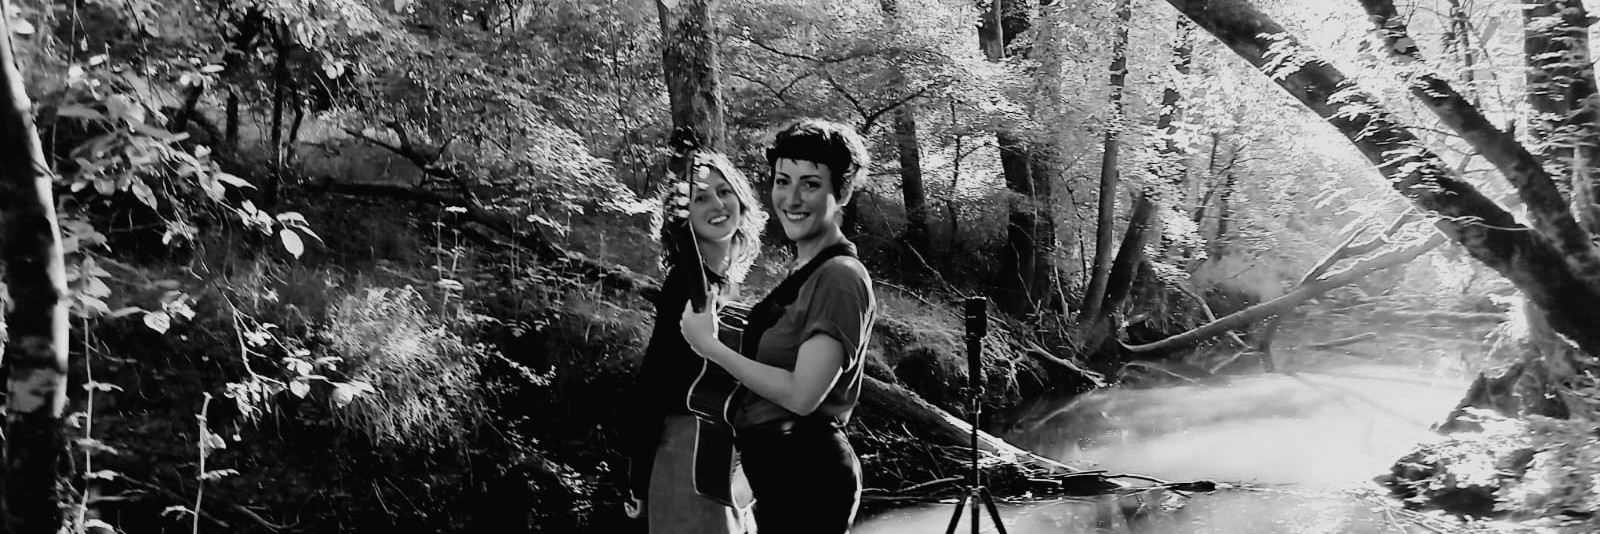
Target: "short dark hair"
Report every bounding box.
[766,119,870,200]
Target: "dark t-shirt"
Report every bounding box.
[734,256,876,429]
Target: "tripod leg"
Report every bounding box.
[970,492,980,534]
[977,487,1009,534]
[943,492,970,534]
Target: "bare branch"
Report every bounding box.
[821,75,873,133]
[860,83,941,134]
[735,34,887,64]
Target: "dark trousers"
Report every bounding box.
[736,421,861,534]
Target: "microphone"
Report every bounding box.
[964,297,988,396]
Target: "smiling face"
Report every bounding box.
[687,167,742,243]
[771,158,846,244]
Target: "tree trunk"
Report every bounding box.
[225,90,239,152]
[980,0,1055,316]
[0,7,73,530]
[1357,0,1600,297]
[656,0,726,153]
[266,24,289,207]
[880,0,931,267]
[1444,0,1477,103]
[1164,0,1600,356]
[1080,0,1132,322]
[858,376,1081,474]
[893,104,931,265]
[1101,192,1157,316]
[286,95,306,167]
[1099,17,1189,319]
[1204,150,1239,263]
[169,82,206,133]
[1519,0,1600,233]
[947,103,963,248]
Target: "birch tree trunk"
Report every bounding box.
[0,7,74,531]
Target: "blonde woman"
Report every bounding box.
[625,151,766,533]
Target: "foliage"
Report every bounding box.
[323,285,489,448]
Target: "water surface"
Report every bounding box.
[855,363,1473,534]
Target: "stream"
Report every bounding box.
[854,362,1475,533]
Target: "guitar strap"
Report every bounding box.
[690,242,857,507]
[740,242,858,365]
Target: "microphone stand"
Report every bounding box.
[942,297,1008,534]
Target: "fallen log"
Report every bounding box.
[1257,209,1420,370]
[1301,332,1378,350]
[859,376,1086,474]
[1125,233,1447,354]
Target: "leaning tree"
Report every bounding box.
[1161,0,1600,421]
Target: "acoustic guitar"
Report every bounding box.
[684,299,751,507]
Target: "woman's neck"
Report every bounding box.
[793,227,846,267]
[695,237,732,276]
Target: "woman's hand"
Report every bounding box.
[679,293,719,357]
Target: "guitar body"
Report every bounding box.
[686,301,750,425]
[685,300,753,507]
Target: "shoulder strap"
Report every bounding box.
[739,243,857,355]
[765,243,857,308]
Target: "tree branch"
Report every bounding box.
[821,75,873,133]
[1356,0,1600,295]
[1162,0,1600,356]
[1126,233,1447,354]
[736,34,887,64]
[860,83,940,134]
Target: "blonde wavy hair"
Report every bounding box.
[647,151,767,284]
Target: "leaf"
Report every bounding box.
[84,277,111,298]
[275,211,309,227]
[75,438,121,455]
[76,295,111,317]
[201,469,239,481]
[215,172,253,188]
[279,229,305,258]
[331,382,365,408]
[108,306,144,319]
[289,380,311,398]
[162,506,192,518]
[106,94,146,125]
[86,470,119,480]
[130,179,157,208]
[56,105,106,121]
[201,64,225,74]
[143,310,171,333]
[201,430,227,451]
[84,381,123,392]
